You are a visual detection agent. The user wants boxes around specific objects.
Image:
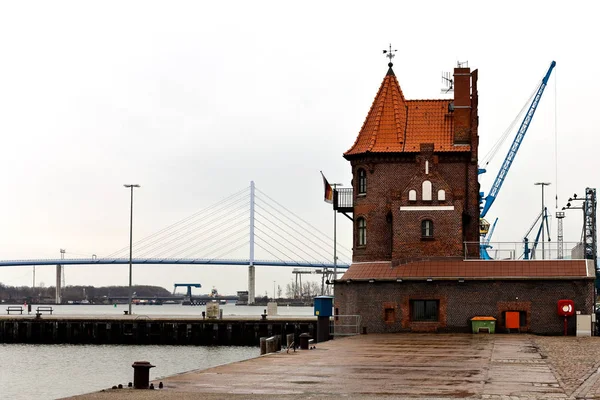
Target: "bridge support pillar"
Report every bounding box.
[248,265,255,305]
[55,264,62,304]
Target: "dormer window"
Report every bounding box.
[422,181,432,201]
[438,189,446,201]
[408,190,417,201]
[358,169,367,195]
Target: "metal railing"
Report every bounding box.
[331,315,362,336]
[333,188,353,210]
[465,241,586,260]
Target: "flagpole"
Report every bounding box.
[331,183,341,284]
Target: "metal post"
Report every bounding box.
[556,211,565,259]
[124,184,140,315]
[248,181,255,305]
[534,182,551,259]
[331,183,342,282]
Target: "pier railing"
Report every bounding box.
[464,241,585,261]
[331,315,361,336]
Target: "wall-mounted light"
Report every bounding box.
[346,279,352,284]
[426,278,433,282]
[396,278,403,283]
[458,278,465,283]
[368,279,375,283]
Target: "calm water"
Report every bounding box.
[1,304,313,400]
[39,302,314,316]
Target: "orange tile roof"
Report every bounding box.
[339,260,592,280]
[344,67,469,156]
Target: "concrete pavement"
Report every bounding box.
[64,333,600,399]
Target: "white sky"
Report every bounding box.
[0,1,598,296]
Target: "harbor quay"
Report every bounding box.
[62,333,600,400]
[0,314,316,346]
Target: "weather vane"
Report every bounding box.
[382,43,397,66]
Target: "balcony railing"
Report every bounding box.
[464,241,586,260]
[333,188,353,212]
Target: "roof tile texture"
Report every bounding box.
[345,68,468,156]
[340,260,589,280]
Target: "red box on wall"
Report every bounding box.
[557,300,575,317]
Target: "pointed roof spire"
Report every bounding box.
[345,49,469,157]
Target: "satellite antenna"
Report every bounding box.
[382,43,397,66]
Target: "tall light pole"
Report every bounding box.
[124,184,140,315]
[534,182,551,259]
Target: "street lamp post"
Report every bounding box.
[534,182,551,259]
[124,184,140,316]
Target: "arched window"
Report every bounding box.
[421,219,433,238]
[357,217,367,246]
[438,189,446,201]
[358,169,367,195]
[422,181,432,201]
[408,189,417,201]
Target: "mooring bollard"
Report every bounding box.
[266,336,276,354]
[260,337,267,355]
[132,361,155,389]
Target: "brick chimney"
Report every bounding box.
[453,67,472,145]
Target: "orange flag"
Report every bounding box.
[320,171,333,203]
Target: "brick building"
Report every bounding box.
[334,62,594,334]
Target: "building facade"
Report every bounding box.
[335,62,595,334]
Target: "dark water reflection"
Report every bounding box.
[0,343,258,400]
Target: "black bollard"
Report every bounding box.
[149,383,155,390]
[159,382,164,389]
[132,361,155,389]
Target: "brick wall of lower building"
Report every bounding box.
[334,279,594,335]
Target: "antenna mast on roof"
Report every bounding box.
[382,43,397,67]
[441,71,454,94]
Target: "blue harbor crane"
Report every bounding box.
[480,217,498,260]
[478,61,556,251]
[522,208,551,260]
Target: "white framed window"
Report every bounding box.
[357,217,367,246]
[409,190,417,201]
[421,219,433,238]
[438,189,446,201]
[358,169,367,195]
[422,181,432,201]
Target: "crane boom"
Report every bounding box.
[480,61,556,218]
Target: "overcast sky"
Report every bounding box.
[0,1,598,297]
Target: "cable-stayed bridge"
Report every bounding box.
[1,182,351,304]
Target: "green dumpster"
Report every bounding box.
[471,316,496,333]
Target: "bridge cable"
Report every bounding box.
[102,186,250,258]
[255,188,353,255]
[254,209,335,262]
[139,204,249,258]
[124,194,249,258]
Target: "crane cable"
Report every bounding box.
[554,67,559,209]
[480,79,541,168]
